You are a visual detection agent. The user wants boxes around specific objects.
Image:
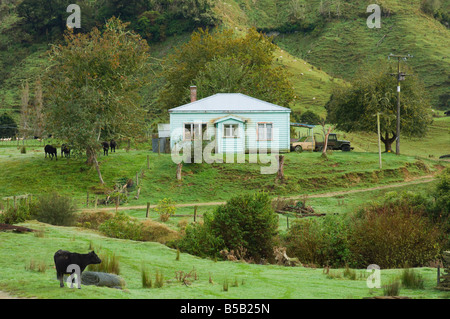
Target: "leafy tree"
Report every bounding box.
[44,18,150,183]
[0,113,18,138]
[157,28,295,111]
[326,62,432,153]
[299,110,322,125]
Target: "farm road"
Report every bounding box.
[81,175,436,213]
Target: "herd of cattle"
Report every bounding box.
[44,140,117,160]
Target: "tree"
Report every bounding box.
[44,18,150,183]
[157,28,295,111]
[0,113,18,139]
[326,62,432,152]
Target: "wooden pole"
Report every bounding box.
[147,155,150,169]
[176,163,183,181]
[146,202,150,218]
[194,206,198,223]
[377,112,382,169]
[115,196,119,213]
[277,155,285,181]
[86,192,89,207]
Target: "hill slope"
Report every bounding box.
[214,0,449,108]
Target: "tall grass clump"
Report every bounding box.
[400,268,425,289]
[141,265,152,288]
[88,251,120,275]
[383,280,401,296]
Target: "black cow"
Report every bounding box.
[44,145,57,161]
[101,141,109,156]
[54,250,101,288]
[61,144,70,158]
[110,140,117,153]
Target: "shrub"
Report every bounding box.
[154,198,176,222]
[99,212,143,241]
[33,192,77,226]
[348,203,443,268]
[210,192,278,262]
[176,213,224,259]
[284,215,351,267]
[141,219,180,244]
[0,200,34,224]
[76,211,114,229]
[177,192,278,262]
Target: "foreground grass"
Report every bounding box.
[0,221,448,299]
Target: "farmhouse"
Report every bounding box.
[169,87,291,154]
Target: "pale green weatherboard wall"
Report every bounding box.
[169,111,291,154]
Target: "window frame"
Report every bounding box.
[223,123,240,138]
[257,122,274,141]
[183,123,208,141]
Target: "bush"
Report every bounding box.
[176,213,224,259]
[99,212,143,241]
[154,198,176,222]
[284,215,351,267]
[33,192,77,226]
[210,192,278,262]
[348,203,443,268]
[177,192,278,262]
[76,211,114,229]
[0,199,34,224]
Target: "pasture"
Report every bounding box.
[0,133,448,300]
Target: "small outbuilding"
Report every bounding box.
[169,87,291,154]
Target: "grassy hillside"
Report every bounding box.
[0,140,444,206]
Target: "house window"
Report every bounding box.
[223,124,239,138]
[257,123,273,141]
[184,123,207,140]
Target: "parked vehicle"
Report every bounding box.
[290,133,353,152]
[315,133,353,152]
[290,136,315,153]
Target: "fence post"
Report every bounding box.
[194,206,198,223]
[86,192,89,208]
[147,155,150,169]
[146,202,150,218]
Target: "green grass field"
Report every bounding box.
[0,220,447,299]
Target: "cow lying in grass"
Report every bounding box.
[54,250,101,288]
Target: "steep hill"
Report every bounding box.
[213,0,449,109]
[0,0,448,125]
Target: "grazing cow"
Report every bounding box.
[110,140,117,153]
[44,145,57,161]
[61,144,70,158]
[54,250,101,288]
[101,141,109,156]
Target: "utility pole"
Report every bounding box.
[388,54,412,155]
